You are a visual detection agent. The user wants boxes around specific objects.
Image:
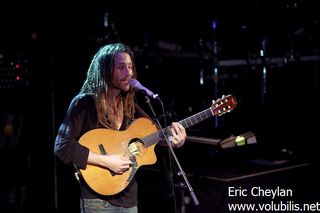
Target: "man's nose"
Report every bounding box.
[123,67,131,75]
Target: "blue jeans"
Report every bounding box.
[80,198,138,213]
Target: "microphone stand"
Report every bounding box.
[143,95,199,212]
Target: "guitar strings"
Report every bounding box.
[98,133,159,157]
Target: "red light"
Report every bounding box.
[16,76,20,81]
[15,64,20,69]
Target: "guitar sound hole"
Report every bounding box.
[128,140,145,156]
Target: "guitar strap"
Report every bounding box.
[134,103,162,131]
[73,163,81,184]
[134,103,153,121]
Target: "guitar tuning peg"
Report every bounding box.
[212,99,216,104]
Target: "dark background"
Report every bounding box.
[1,0,319,212]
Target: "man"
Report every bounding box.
[54,43,186,213]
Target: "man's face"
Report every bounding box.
[111,52,133,92]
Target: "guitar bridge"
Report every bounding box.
[98,144,117,176]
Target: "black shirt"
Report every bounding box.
[54,93,141,208]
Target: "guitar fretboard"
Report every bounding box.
[142,108,213,148]
[179,108,213,129]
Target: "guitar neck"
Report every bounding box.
[142,108,213,148]
[179,108,213,129]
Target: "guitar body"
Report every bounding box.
[78,117,158,196]
[77,94,237,196]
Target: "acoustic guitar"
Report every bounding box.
[78,94,237,195]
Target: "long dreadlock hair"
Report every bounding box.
[80,43,137,129]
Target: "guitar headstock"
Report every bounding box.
[211,94,237,116]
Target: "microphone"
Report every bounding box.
[129,78,159,99]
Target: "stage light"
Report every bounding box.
[220,131,257,149]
